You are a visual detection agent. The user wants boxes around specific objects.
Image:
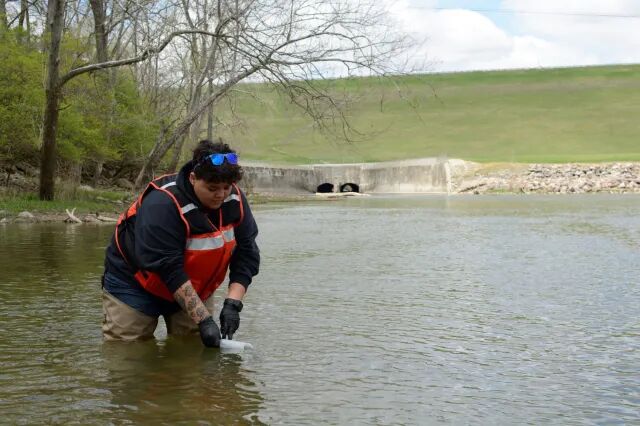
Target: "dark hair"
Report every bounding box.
[191,138,243,183]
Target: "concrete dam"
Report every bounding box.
[242,158,473,194]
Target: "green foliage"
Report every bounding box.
[0,30,161,183]
[56,35,159,167]
[58,94,97,162]
[0,31,43,165]
[109,75,160,158]
[0,30,160,180]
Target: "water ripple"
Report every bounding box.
[1,196,639,424]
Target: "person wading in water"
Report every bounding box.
[102,139,260,347]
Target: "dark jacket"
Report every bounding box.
[104,161,260,297]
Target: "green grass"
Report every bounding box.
[0,185,132,214]
[215,64,640,164]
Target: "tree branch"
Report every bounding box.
[58,29,223,88]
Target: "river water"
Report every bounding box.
[0,194,638,424]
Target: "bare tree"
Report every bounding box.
[35,0,404,199]
[38,0,225,200]
[134,0,404,187]
[89,0,108,61]
[88,0,109,186]
[39,0,65,200]
[164,0,219,172]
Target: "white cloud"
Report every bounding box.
[387,0,640,72]
[504,0,640,63]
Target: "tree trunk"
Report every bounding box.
[25,7,30,44]
[167,134,187,173]
[89,0,109,187]
[39,0,65,201]
[89,0,108,62]
[17,0,30,44]
[134,124,168,188]
[69,161,82,187]
[0,0,7,30]
[168,104,205,172]
[92,161,103,187]
[206,79,214,139]
[18,0,27,28]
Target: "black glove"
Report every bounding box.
[198,316,221,348]
[219,298,243,340]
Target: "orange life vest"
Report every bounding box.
[113,174,244,301]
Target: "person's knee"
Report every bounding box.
[165,312,199,336]
[102,290,158,340]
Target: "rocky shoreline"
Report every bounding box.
[455,162,640,195]
[2,162,639,224]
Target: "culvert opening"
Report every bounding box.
[340,183,360,193]
[316,183,334,193]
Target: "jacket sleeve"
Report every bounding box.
[228,190,260,288]
[134,190,190,293]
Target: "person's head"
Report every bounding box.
[189,138,243,210]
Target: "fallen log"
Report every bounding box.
[96,215,117,222]
[65,208,82,224]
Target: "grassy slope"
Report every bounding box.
[217,64,640,164]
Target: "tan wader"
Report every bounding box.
[102,290,216,341]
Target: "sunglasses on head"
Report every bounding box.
[203,152,239,166]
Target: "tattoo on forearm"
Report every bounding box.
[196,307,206,320]
[187,298,197,310]
[174,282,209,324]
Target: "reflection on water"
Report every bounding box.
[0,223,263,424]
[1,194,639,424]
[101,339,263,424]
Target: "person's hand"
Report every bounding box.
[198,316,221,348]
[220,298,243,340]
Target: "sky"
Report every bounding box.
[387,0,640,72]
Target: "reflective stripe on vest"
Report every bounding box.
[181,203,197,214]
[187,235,224,250]
[223,228,235,241]
[185,228,235,251]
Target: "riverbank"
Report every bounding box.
[0,186,323,224]
[2,161,639,224]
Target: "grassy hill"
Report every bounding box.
[216,64,640,164]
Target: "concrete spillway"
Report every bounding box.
[242,158,473,194]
